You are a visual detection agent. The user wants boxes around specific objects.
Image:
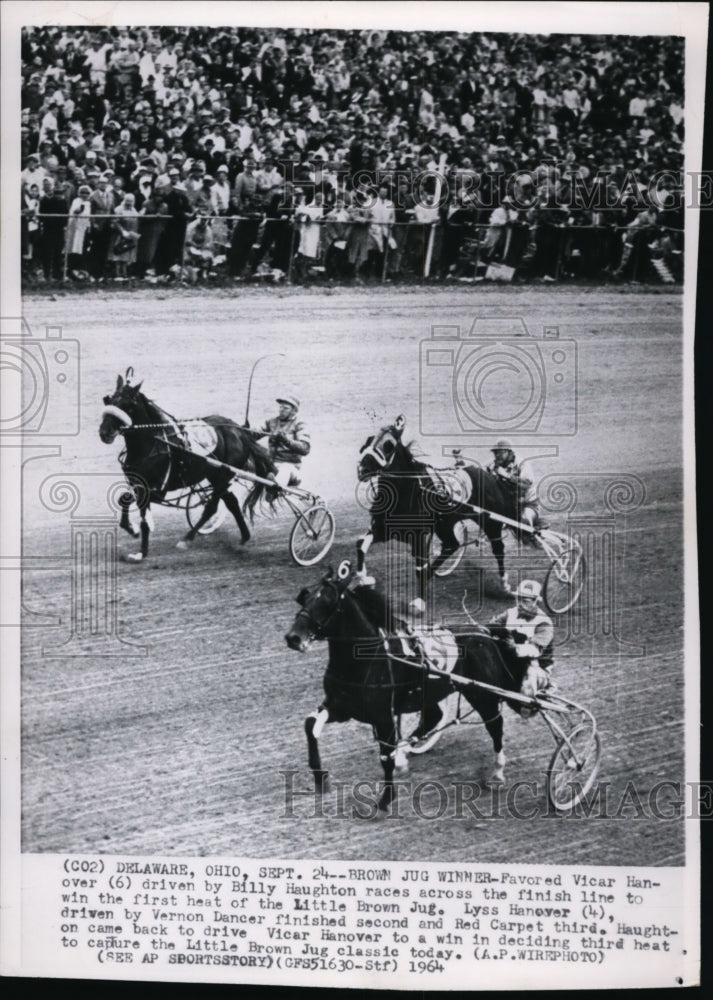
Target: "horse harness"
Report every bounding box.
[119,414,219,497]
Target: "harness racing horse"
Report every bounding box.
[284,561,532,813]
[99,369,276,561]
[356,415,517,592]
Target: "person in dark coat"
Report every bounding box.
[162,170,192,272]
[38,178,68,280]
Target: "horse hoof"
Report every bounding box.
[176,540,190,551]
[240,535,250,546]
[125,552,144,563]
[487,773,505,787]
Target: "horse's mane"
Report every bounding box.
[125,390,173,427]
[349,584,407,634]
[395,438,428,473]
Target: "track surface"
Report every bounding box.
[19,287,686,864]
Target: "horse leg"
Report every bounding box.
[222,488,251,545]
[376,718,400,813]
[480,696,506,785]
[305,706,331,794]
[126,501,152,562]
[118,491,139,538]
[489,528,511,593]
[177,491,221,549]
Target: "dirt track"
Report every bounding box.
[19,286,686,864]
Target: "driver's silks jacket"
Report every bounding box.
[488,607,554,670]
[488,456,538,507]
[260,415,311,467]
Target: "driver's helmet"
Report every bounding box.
[516,579,542,614]
[491,438,514,462]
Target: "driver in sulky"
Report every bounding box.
[488,579,554,714]
[487,438,543,541]
[257,395,311,488]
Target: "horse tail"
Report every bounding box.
[240,431,279,523]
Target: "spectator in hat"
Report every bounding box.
[39,177,68,282]
[211,164,231,215]
[481,195,520,266]
[229,157,261,278]
[149,136,169,175]
[21,153,46,192]
[293,189,324,281]
[66,183,93,276]
[161,168,191,274]
[184,162,207,208]
[367,183,395,278]
[255,155,282,207]
[108,191,140,280]
[84,36,109,87]
[88,173,116,279]
[22,182,42,275]
[185,210,217,279]
[249,179,297,277]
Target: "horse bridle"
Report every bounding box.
[294,577,349,642]
[359,416,405,471]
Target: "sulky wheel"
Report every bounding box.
[185,486,228,535]
[428,521,474,577]
[289,503,336,566]
[543,544,586,614]
[547,721,602,812]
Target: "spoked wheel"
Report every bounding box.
[428,521,475,577]
[547,721,602,812]
[289,503,336,566]
[543,545,586,614]
[185,487,227,535]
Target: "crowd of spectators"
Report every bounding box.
[20,25,685,286]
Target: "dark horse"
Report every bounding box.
[356,415,517,592]
[285,560,531,813]
[99,369,276,561]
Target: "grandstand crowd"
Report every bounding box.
[20,25,685,286]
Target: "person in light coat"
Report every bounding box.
[66,184,92,275]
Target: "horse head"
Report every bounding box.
[99,370,145,443]
[357,414,407,481]
[285,560,358,652]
